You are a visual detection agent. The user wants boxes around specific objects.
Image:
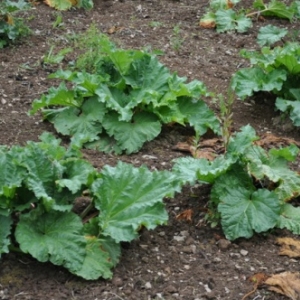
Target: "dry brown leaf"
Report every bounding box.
[256,132,300,149]
[242,273,268,300]
[226,0,234,8]
[265,272,300,300]
[173,138,223,161]
[176,209,193,222]
[107,26,124,34]
[199,20,216,29]
[276,237,300,258]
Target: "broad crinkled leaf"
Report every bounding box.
[73,236,115,280]
[47,97,106,141]
[246,145,300,201]
[215,9,252,33]
[211,165,256,205]
[15,211,86,273]
[257,25,288,47]
[277,204,300,234]
[44,0,77,10]
[30,83,81,115]
[0,215,12,257]
[177,97,221,136]
[103,112,161,154]
[210,0,240,10]
[231,67,287,99]
[0,149,25,199]
[21,144,76,211]
[91,162,175,242]
[172,155,233,187]
[218,188,281,240]
[276,98,300,126]
[85,133,123,155]
[226,125,258,157]
[261,0,294,21]
[57,159,96,193]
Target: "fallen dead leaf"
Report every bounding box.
[276,237,300,258]
[199,20,216,29]
[107,26,125,34]
[226,0,234,8]
[176,209,193,222]
[256,132,300,149]
[173,138,223,161]
[241,273,268,300]
[265,272,300,300]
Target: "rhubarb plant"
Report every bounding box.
[0,133,177,279]
[231,40,300,127]
[0,0,30,48]
[30,35,220,154]
[172,125,300,240]
[199,0,298,33]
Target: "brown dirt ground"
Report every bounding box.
[1,1,300,299]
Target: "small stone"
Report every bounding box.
[112,277,123,287]
[142,155,157,160]
[141,256,149,263]
[240,249,248,256]
[217,239,231,251]
[213,257,222,263]
[180,230,189,237]
[164,285,178,293]
[173,236,186,242]
[140,244,148,250]
[185,236,195,245]
[145,282,152,289]
[158,231,165,236]
[229,252,241,258]
[182,246,194,253]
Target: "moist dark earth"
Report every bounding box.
[1,0,300,299]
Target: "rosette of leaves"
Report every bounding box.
[43,0,93,10]
[172,125,300,240]
[199,0,252,33]
[0,0,30,48]
[199,0,297,33]
[231,41,300,127]
[0,133,177,279]
[30,37,220,154]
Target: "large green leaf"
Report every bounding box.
[102,112,161,154]
[15,211,86,273]
[277,203,300,234]
[226,125,258,157]
[246,145,300,201]
[0,215,12,257]
[73,236,115,280]
[91,162,174,242]
[218,188,281,240]
[177,97,221,136]
[211,165,255,205]
[215,9,252,33]
[257,25,288,47]
[46,97,106,142]
[254,0,295,21]
[231,67,287,99]
[21,144,76,211]
[276,91,300,126]
[57,159,96,193]
[0,149,25,200]
[30,83,81,115]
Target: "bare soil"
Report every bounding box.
[1,1,300,299]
